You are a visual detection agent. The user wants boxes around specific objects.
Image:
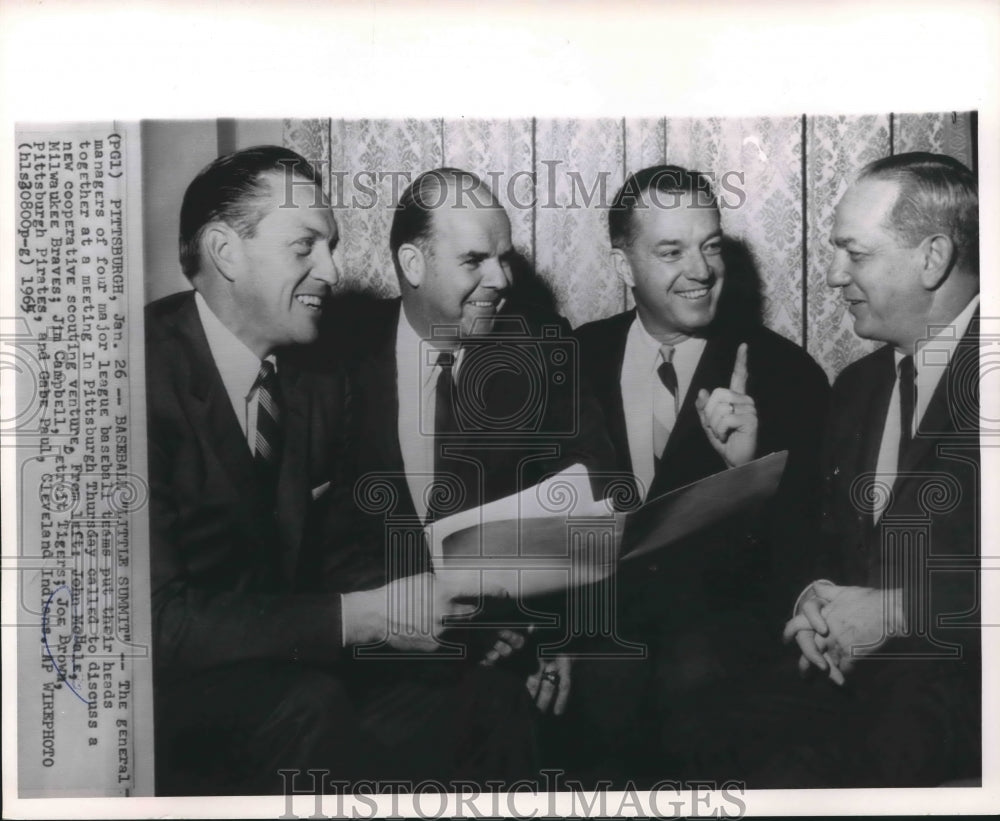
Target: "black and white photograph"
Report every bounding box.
[2,2,998,818]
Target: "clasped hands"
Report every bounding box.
[782,580,906,685]
[695,342,758,468]
[342,572,569,714]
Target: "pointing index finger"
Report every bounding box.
[730,343,748,393]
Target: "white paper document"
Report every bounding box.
[430,452,788,599]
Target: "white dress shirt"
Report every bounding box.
[620,315,707,499]
[871,294,979,522]
[195,291,275,453]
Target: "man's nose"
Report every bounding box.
[312,246,340,288]
[686,252,713,282]
[481,258,510,290]
[826,251,850,288]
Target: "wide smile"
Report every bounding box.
[465,297,504,311]
[294,293,324,311]
[675,286,712,301]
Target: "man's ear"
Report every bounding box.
[917,233,956,290]
[397,243,425,289]
[611,247,635,289]
[202,223,242,283]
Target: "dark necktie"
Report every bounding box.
[429,349,463,522]
[433,349,458,447]
[653,344,678,462]
[897,354,915,464]
[252,359,282,488]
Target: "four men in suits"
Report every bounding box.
[147,145,981,792]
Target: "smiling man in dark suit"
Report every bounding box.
[774,152,981,786]
[328,168,616,726]
[147,148,517,795]
[570,165,829,781]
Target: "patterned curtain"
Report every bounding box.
[283,113,975,380]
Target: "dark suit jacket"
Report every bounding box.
[574,310,831,647]
[817,314,980,677]
[321,295,616,598]
[146,291,353,677]
[791,312,982,783]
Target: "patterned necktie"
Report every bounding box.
[252,360,282,485]
[653,344,678,459]
[658,344,679,414]
[897,354,915,464]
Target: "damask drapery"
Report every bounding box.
[282,113,975,379]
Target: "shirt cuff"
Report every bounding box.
[793,579,835,616]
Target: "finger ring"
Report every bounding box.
[728,403,735,415]
[541,670,560,685]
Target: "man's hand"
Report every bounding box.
[342,572,502,653]
[784,581,905,683]
[480,629,526,667]
[695,342,758,468]
[813,582,904,674]
[783,586,844,685]
[525,654,572,716]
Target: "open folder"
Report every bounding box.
[429,450,788,598]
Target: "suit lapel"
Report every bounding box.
[861,347,897,481]
[895,313,979,484]
[603,312,637,479]
[357,299,417,520]
[275,363,312,581]
[830,346,894,531]
[171,298,272,545]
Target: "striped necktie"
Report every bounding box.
[252,360,282,482]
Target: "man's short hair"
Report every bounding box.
[179,145,324,279]
[609,164,719,250]
[858,151,979,276]
[389,168,499,277]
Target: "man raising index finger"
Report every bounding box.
[695,341,758,468]
[571,164,830,784]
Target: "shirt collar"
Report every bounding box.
[896,294,979,370]
[194,291,270,402]
[396,305,458,390]
[893,295,978,429]
[396,305,457,388]
[919,293,979,355]
[631,313,707,372]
